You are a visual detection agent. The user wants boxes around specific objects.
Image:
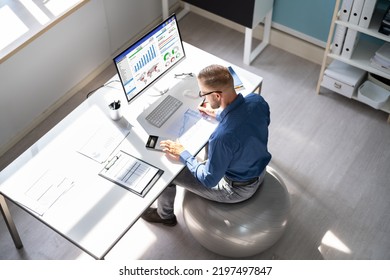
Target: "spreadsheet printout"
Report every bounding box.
[99,150,163,197]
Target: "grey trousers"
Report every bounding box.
[157,167,266,219]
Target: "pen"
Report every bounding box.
[200,98,206,107]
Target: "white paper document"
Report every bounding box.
[21,170,75,216]
[76,106,131,163]
[161,108,203,145]
[168,109,217,153]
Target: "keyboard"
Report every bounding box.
[145,95,183,127]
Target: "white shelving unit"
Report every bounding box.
[317,0,390,122]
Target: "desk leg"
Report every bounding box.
[162,0,169,19]
[243,9,273,65]
[255,81,263,94]
[0,194,23,249]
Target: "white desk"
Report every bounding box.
[0,42,263,259]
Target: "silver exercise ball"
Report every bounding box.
[182,166,290,258]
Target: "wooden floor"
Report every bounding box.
[1,12,390,260]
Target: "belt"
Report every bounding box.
[224,176,258,187]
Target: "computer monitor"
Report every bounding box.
[113,14,186,103]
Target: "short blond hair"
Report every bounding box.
[197,64,233,89]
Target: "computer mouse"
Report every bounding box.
[183,89,198,99]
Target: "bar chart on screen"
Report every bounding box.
[133,45,157,72]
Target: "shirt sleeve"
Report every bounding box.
[179,150,209,186]
[179,150,199,171]
[179,136,234,188]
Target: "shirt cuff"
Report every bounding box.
[179,150,192,164]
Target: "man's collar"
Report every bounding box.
[216,94,244,122]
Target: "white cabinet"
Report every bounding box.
[316,0,390,122]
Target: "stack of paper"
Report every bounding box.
[371,43,390,72]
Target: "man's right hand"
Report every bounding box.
[198,101,217,119]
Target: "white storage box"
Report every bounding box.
[367,73,390,91]
[357,80,390,109]
[322,60,367,98]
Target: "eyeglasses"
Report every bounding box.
[198,90,222,97]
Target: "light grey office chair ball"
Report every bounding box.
[182,166,290,258]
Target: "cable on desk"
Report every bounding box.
[86,80,120,99]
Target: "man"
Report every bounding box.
[141,64,271,226]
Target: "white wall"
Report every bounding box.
[103,0,162,54]
[0,0,167,156]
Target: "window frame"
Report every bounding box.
[0,0,89,63]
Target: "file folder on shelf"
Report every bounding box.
[340,0,355,21]
[349,0,365,25]
[358,0,378,28]
[332,24,348,55]
[341,28,360,59]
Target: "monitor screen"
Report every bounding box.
[113,14,186,103]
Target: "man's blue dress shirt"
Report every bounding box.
[180,93,271,188]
